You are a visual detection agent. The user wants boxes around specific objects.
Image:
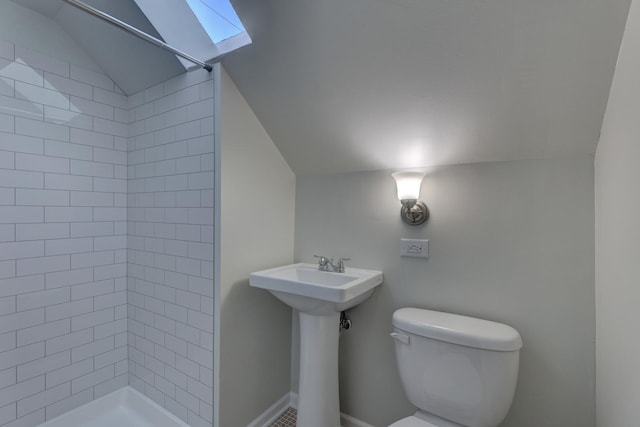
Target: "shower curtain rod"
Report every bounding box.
[62,0,213,72]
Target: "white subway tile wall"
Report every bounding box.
[0,41,214,427]
[0,43,129,427]
[126,69,214,427]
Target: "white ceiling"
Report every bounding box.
[11,0,632,175]
[223,0,631,175]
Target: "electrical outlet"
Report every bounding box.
[400,238,429,258]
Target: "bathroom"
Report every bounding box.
[0,0,638,426]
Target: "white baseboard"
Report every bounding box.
[247,392,294,427]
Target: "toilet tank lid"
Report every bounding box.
[392,308,523,351]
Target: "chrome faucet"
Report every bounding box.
[314,255,351,273]
[314,255,332,271]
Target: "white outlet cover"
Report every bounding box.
[401,238,429,258]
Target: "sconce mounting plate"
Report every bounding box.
[400,200,429,225]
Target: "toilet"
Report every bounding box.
[389,308,522,427]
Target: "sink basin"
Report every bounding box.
[250,263,383,314]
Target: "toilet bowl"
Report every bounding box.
[389,308,522,427]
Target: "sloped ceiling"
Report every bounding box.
[223,0,631,175]
[11,0,632,175]
[11,0,185,95]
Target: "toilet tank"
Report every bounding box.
[392,308,522,427]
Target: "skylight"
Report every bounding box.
[133,0,251,69]
[185,0,246,43]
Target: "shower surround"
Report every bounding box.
[0,39,214,427]
[126,64,214,427]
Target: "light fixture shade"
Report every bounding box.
[392,172,424,200]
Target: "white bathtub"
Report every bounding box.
[39,386,189,427]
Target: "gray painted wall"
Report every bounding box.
[219,68,295,427]
[595,0,640,425]
[294,157,595,426]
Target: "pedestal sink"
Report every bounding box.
[250,263,383,427]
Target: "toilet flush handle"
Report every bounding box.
[390,332,410,345]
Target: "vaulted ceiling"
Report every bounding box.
[223,0,631,174]
[11,0,632,175]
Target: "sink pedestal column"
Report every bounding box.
[297,312,341,427]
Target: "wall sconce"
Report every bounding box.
[392,172,429,225]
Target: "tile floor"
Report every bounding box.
[270,408,297,426]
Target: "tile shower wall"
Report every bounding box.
[126,69,214,427]
[0,41,128,426]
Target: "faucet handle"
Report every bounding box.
[336,257,351,272]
